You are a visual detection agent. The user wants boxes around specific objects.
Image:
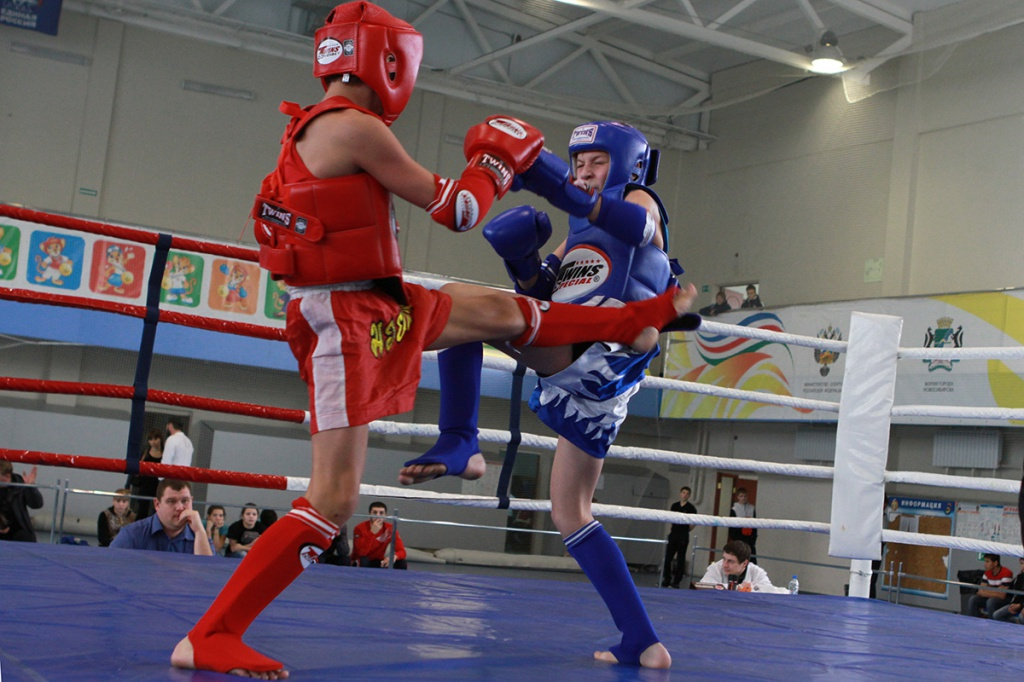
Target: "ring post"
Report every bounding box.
[828,312,902,597]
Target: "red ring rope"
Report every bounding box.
[0,377,306,423]
[0,287,285,341]
[0,204,259,261]
[0,448,289,490]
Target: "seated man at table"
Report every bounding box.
[697,541,787,593]
[111,479,213,556]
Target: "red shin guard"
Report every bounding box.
[187,498,338,674]
[510,289,679,348]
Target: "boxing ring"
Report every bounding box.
[1,203,1023,680]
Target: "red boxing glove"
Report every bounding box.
[427,172,495,233]
[463,116,544,198]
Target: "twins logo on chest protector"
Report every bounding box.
[552,245,611,303]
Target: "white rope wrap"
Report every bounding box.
[898,346,1024,360]
[891,405,1024,421]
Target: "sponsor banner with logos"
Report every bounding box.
[662,290,1024,425]
[0,216,286,329]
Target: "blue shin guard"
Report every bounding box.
[402,342,482,478]
[564,521,659,665]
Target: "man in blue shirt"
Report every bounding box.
[111,479,213,555]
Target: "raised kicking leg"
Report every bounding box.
[171,425,367,678]
[551,438,671,669]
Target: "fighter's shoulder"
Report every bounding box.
[308,107,390,143]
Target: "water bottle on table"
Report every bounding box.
[788,575,799,595]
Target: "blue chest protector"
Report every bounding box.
[531,183,680,459]
[551,184,675,306]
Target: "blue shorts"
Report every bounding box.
[530,342,657,458]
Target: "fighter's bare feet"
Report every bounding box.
[398,453,486,485]
[171,635,289,680]
[593,642,672,669]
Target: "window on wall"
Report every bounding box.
[720,283,760,310]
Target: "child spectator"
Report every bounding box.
[97,488,136,547]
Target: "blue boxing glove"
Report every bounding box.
[482,205,552,283]
[520,253,560,300]
[515,149,598,218]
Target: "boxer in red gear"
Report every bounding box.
[172,3,695,678]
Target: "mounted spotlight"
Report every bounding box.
[809,30,846,74]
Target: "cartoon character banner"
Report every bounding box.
[0,217,284,329]
[662,291,1024,426]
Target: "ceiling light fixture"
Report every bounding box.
[809,30,845,75]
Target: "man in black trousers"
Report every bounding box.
[662,486,697,588]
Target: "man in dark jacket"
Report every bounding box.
[0,461,44,542]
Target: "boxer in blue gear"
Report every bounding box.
[522,122,676,668]
[408,121,689,667]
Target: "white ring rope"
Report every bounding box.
[898,346,1024,361]
[881,530,1022,557]
[891,405,1024,421]
[698,319,847,352]
[368,418,1019,496]
[884,470,1020,494]
[642,375,840,413]
[357,483,1021,556]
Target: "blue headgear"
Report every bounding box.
[568,121,659,189]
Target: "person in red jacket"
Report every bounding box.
[351,501,406,569]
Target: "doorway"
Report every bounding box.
[710,473,758,566]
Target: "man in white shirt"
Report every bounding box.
[699,541,788,593]
[163,418,194,468]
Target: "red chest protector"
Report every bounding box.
[252,97,402,286]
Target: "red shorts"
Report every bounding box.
[285,282,451,432]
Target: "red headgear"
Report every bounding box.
[313,2,423,126]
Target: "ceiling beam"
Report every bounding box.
[550,0,813,70]
[449,0,652,76]
[460,0,709,92]
[591,49,641,112]
[451,0,510,82]
[827,0,913,34]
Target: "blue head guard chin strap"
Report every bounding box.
[568,121,660,189]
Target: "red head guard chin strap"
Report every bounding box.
[313,2,423,126]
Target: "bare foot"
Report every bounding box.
[397,453,486,485]
[593,642,672,669]
[171,635,289,679]
[629,326,660,354]
[673,282,698,316]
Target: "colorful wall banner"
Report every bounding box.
[1,0,63,35]
[0,216,285,330]
[662,292,1024,425]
